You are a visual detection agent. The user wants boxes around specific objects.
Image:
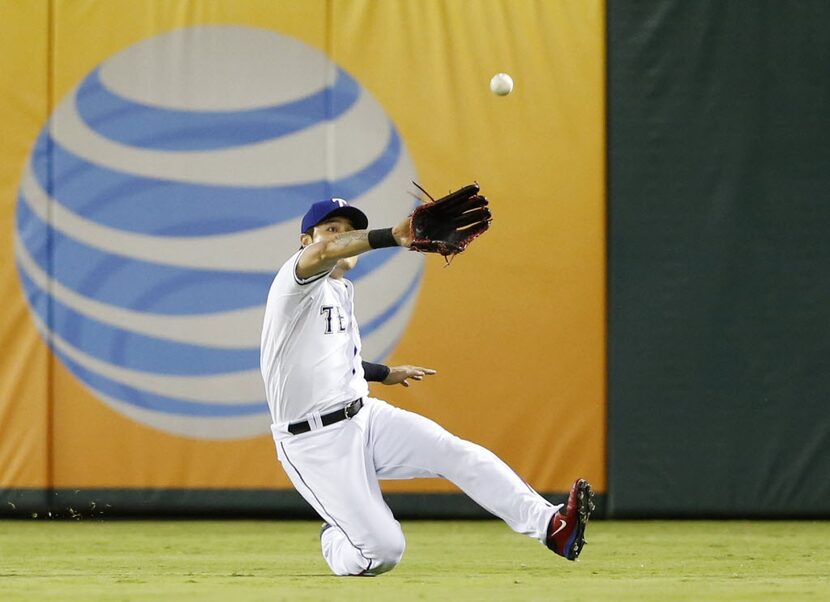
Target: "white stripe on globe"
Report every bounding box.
[94,390,270,441]
[99,26,331,111]
[50,84,391,187]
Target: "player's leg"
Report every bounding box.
[276,418,404,576]
[366,397,558,543]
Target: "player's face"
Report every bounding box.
[312,217,354,242]
[311,217,359,272]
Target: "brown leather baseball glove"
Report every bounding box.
[409,182,492,258]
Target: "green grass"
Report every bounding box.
[1,520,828,601]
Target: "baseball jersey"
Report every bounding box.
[260,248,368,425]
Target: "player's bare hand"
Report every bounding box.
[392,216,413,248]
[383,365,436,387]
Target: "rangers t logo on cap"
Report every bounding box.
[300,198,369,233]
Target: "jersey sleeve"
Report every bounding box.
[291,246,334,286]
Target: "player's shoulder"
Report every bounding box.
[272,247,333,291]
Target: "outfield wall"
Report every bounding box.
[2,1,828,520]
[0,1,606,517]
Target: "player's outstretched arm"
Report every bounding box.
[297,215,412,279]
[383,365,437,387]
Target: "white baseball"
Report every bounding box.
[490,72,514,96]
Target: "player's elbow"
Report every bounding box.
[315,242,344,264]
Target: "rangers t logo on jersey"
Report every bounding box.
[321,305,348,334]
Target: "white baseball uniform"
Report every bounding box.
[261,248,560,576]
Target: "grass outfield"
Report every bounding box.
[1,520,828,601]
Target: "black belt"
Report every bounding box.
[287,398,363,435]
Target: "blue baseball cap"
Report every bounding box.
[300,198,369,233]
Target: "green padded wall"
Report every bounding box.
[607,1,830,517]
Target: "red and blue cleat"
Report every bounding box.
[546,478,595,561]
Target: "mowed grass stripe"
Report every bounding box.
[0,520,828,601]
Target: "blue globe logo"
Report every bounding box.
[13,26,423,439]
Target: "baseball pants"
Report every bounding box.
[274,396,559,576]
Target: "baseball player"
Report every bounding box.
[260,196,593,576]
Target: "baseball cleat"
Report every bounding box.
[546,478,594,561]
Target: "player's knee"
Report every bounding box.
[368,529,406,573]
